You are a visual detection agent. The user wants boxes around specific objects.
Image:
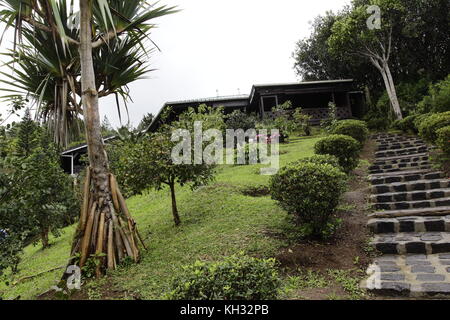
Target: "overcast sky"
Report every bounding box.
[0,0,350,128]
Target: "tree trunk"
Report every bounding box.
[384,62,402,120]
[169,182,181,226]
[41,228,49,248]
[65,0,141,278]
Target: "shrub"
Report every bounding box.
[393,114,419,133]
[314,134,360,173]
[436,126,450,154]
[418,111,450,143]
[269,161,347,238]
[225,110,257,131]
[297,154,343,172]
[365,117,389,131]
[167,254,280,300]
[418,75,450,114]
[331,120,369,145]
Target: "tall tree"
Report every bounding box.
[0,1,176,276]
[328,0,406,119]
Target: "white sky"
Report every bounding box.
[0,0,350,128]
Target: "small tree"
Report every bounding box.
[293,108,312,136]
[111,107,222,226]
[16,108,39,157]
[137,113,155,131]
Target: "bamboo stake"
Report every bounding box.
[115,186,139,260]
[80,202,97,267]
[107,220,114,270]
[109,174,121,212]
[135,227,148,250]
[95,211,106,277]
[79,167,91,231]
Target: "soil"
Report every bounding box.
[275,139,378,299]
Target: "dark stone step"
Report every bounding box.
[369,164,432,175]
[373,197,450,211]
[371,179,450,194]
[369,206,450,219]
[377,142,427,151]
[369,161,430,172]
[373,155,429,166]
[369,171,444,185]
[371,232,450,255]
[368,216,450,234]
[370,188,450,203]
[375,146,429,158]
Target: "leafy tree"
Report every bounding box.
[101,116,115,137]
[225,110,257,132]
[328,0,406,119]
[137,113,155,131]
[0,0,177,275]
[16,108,39,157]
[111,107,222,226]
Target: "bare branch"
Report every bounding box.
[92,28,125,49]
[22,16,80,46]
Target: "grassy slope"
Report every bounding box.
[0,135,321,300]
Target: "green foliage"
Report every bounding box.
[269,161,347,238]
[293,108,312,136]
[418,112,450,143]
[137,113,155,131]
[314,134,361,173]
[297,154,343,172]
[0,124,79,249]
[320,102,339,132]
[0,232,27,275]
[16,109,39,157]
[225,110,257,132]
[418,75,450,114]
[331,120,369,145]
[364,117,390,131]
[110,105,221,225]
[436,126,450,155]
[392,114,419,133]
[167,253,280,300]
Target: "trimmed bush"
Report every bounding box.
[365,117,389,131]
[167,253,280,300]
[314,134,360,173]
[331,120,369,145]
[270,161,347,238]
[436,126,450,154]
[418,111,450,143]
[297,154,343,172]
[393,114,419,133]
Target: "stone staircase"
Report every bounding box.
[362,133,450,297]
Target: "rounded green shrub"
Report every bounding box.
[314,134,360,173]
[393,114,419,133]
[297,154,343,172]
[331,120,369,145]
[269,161,347,238]
[365,117,389,131]
[418,111,450,142]
[167,253,280,300]
[436,126,450,155]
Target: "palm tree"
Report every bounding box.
[0,0,176,276]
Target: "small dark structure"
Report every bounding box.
[61,136,115,175]
[149,79,365,130]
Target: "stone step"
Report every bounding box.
[373,155,429,166]
[369,164,432,175]
[373,197,450,211]
[375,137,423,144]
[377,142,427,151]
[371,232,450,255]
[368,216,450,234]
[375,146,429,158]
[369,206,450,219]
[369,171,445,185]
[370,188,450,203]
[362,254,450,297]
[369,161,430,173]
[371,179,450,194]
[373,152,429,163]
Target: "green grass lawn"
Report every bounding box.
[0,135,323,300]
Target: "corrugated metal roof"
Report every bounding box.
[165,94,249,106]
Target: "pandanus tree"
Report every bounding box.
[328,0,405,120]
[0,0,176,277]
